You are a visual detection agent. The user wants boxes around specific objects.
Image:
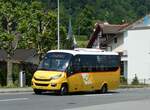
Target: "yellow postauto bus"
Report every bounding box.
[32,48,120,95]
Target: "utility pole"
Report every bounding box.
[57,0,60,50]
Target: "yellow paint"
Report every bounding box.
[32,70,67,90]
[32,68,120,92]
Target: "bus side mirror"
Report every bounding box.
[70,70,74,74]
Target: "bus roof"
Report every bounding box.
[47,48,118,56]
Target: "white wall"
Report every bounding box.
[123,31,128,51]
[108,34,124,52]
[127,29,150,84]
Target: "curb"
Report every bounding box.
[0,88,33,93]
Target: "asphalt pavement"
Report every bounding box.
[0,87,150,110]
[64,99,150,110]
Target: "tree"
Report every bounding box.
[0,0,67,86]
[41,0,150,36]
[131,74,139,85]
[18,1,67,59]
[0,0,24,86]
[75,4,95,36]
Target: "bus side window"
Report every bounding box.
[73,55,83,73]
[66,57,75,76]
[66,56,80,75]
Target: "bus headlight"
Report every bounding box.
[51,74,62,80]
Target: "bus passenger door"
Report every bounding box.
[67,72,84,92]
[66,59,84,92]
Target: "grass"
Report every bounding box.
[75,35,89,48]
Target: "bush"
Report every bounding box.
[131,74,139,85]
[120,76,127,85]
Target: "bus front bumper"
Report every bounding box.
[32,82,62,91]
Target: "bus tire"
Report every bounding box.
[60,84,68,96]
[100,84,108,93]
[34,89,42,95]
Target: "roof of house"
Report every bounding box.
[12,49,37,62]
[87,23,128,48]
[87,14,150,49]
[0,49,37,62]
[102,24,128,34]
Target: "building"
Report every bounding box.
[87,22,128,49]
[87,15,150,84]
[0,49,39,86]
[0,49,39,64]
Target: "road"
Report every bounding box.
[0,88,150,110]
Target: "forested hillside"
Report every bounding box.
[41,0,150,36]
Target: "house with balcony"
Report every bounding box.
[87,15,150,84]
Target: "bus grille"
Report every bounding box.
[35,83,49,86]
[34,77,51,81]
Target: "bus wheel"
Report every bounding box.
[60,85,68,96]
[34,89,42,95]
[100,84,108,93]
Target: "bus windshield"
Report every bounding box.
[38,52,72,71]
